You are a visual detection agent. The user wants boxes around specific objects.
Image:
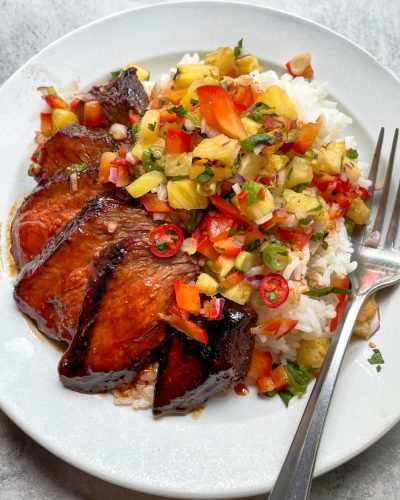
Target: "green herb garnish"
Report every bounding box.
[347,149,359,159]
[148,122,156,132]
[195,165,214,183]
[168,105,186,117]
[279,362,313,407]
[248,102,272,123]
[67,163,88,175]
[305,285,352,297]
[234,38,243,58]
[240,133,276,152]
[111,69,122,78]
[242,180,261,205]
[368,348,384,366]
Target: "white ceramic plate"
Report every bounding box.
[1,2,400,498]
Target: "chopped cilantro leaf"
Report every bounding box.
[220,80,228,91]
[347,149,359,159]
[248,102,272,123]
[234,38,243,58]
[247,239,261,251]
[307,202,323,213]
[279,362,313,407]
[242,180,261,205]
[368,348,384,365]
[232,238,244,247]
[111,69,122,78]
[240,133,276,152]
[168,105,186,117]
[190,97,199,106]
[187,113,201,126]
[195,165,214,183]
[377,365,382,373]
[67,163,88,175]
[148,122,156,131]
[311,230,328,242]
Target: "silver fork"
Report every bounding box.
[269,128,400,500]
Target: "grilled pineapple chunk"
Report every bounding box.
[174,64,219,89]
[165,153,192,177]
[167,179,209,209]
[196,273,219,296]
[126,171,166,198]
[285,156,313,188]
[238,153,264,180]
[139,110,160,144]
[204,47,235,76]
[221,280,253,305]
[52,109,78,132]
[313,141,345,174]
[241,117,262,136]
[192,134,240,166]
[256,85,298,120]
[297,337,331,369]
[263,154,289,177]
[346,197,370,225]
[235,55,263,75]
[283,189,327,220]
[122,63,150,81]
[232,184,274,222]
[189,159,232,182]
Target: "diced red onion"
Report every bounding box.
[125,151,138,165]
[279,214,298,228]
[201,119,219,137]
[365,230,381,245]
[34,131,46,145]
[37,86,49,95]
[183,118,195,132]
[157,183,168,201]
[233,174,245,186]
[245,274,264,290]
[276,169,287,186]
[108,167,118,184]
[253,144,264,155]
[255,212,273,225]
[247,265,264,276]
[210,298,225,320]
[339,172,348,183]
[152,212,167,221]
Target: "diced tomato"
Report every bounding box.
[219,271,245,290]
[312,173,337,190]
[197,85,247,140]
[271,365,289,391]
[98,152,117,183]
[321,182,337,203]
[333,192,351,209]
[277,229,313,250]
[128,113,140,126]
[165,129,192,154]
[262,316,298,340]
[244,225,262,248]
[209,195,264,242]
[69,98,80,113]
[174,280,201,314]
[248,350,273,379]
[214,254,236,277]
[141,193,171,213]
[205,212,234,242]
[257,376,276,394]
[83,100,103,127]
[293,117,323,154]
[195,234,220,261]
[40,113,52,136]
[213,234,245,257]
[230,85,254,113]
[166,314,208,344]
[330,277,350,333]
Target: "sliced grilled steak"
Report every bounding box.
[76,68,148,127]
[36,123,116,183]
[153,301,256,416]
[58,237,200,392]
[14,195,152,343]
[11,165,113,269]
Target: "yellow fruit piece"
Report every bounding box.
[204,47,235,76]
[283,189,327,220]
[238,153,264,180]
[297,337,331,369]
[139,110,160,144]
[256,85,298,120]
[174,64,219,89]
[346,197,371,225]
[263,154,289,177]
[192,134,240,167]
[167,179,209,209]
[285,156,313,188]
[221,280,253,305]
[235,54,263,75]
[165,153,192,177]
[196,273,219,296]
[122,63,150,81]
[52,109,78,133]
[241,117,262,136]
[125,171,166,198]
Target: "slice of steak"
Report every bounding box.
[36,123,116,183]
[76,68,148,127]
[153,301,256,416]
[58,237,200,392]
[14,195,152,343]
[11,165,113,269]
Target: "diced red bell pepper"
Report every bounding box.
[209,195,264,242]
[247,349,273,379]
[262,316,298,340]
[330,277,350,333]
[165,129,192,154]
[159,109,178,123]
[166,314,208,344]
[293,117,323,154]
[230,85,254,113]
[277,229,313,250]
[128,113,140,126]
[333,192,351,209]
[141,193,171,213]
[40,113,52,136]
[205,212,234,242]
[197,85,247,140]
[237,190,248,214]
[213,234,245,257]
[195,234,220,261]
[260,209,288,231]
[83,100,103,127]
[208,298,225,320]
[69,98,80,113]
[219,271,245,290]
[174,280,201,315]
[271,365,289,391]
[43,93,68,110]
[257,375,276,394]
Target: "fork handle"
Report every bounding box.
[268,294,367,500]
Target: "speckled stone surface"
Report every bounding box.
[1,1,400,499]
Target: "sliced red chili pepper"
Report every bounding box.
[149,224,184,258]
[165,129,192,154]
[259,273,289,308]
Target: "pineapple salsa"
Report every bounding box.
[33,41,380,405]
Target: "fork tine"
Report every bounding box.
[367,127,385,201]
[368,128,399,246]
[384,177,400,248]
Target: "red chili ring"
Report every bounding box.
[149,223,184,258]
[259,273,289,308]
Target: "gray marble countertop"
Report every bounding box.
[1,1,400,499]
